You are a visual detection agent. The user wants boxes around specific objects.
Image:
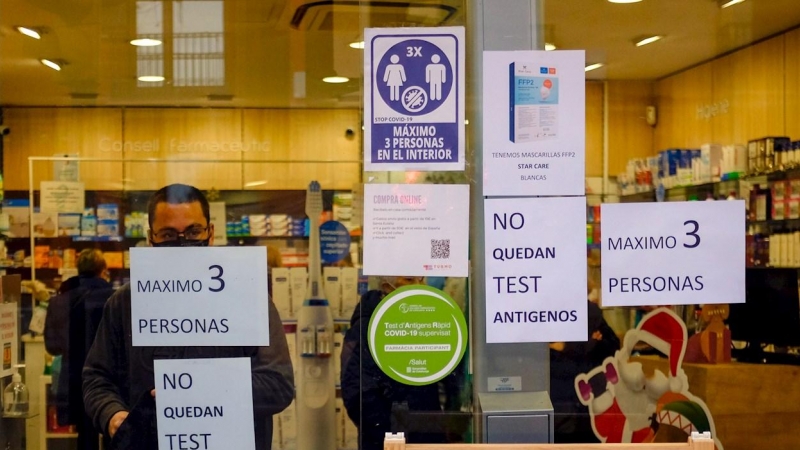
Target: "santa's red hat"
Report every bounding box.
[625,309,688,391]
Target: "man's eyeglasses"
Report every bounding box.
[151,226,210,242]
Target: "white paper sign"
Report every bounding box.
[155,358,255,450]
[482,51,585,196]
[364,27,465,172]
[40,181,85,213]
[363,184,469,277]
[484,197,587,343]
[601,201,745,307]
[130,247,270,346]
[0,303,18,378]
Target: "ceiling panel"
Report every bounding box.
[0,0,798,107]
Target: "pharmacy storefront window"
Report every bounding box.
[0,1,797,450]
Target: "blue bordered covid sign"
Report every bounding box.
[364,27,465,172]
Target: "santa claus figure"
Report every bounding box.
[575,308,721,448]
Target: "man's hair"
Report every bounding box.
[147,184,210,228]
[77,249,106,276]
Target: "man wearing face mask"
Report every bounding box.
[83,184,295,450]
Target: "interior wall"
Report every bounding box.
[655,31,792,150]
[2,107,362,191]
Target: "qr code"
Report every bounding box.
[431,239,450,259]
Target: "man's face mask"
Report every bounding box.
[151,236,210,247]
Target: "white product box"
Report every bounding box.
[334,331,344,386]
[700,143,722,181]
[96,219,119,237]
[340,267,359,320]
[509,61,558,143]
[271,268,292,320]
[323,266,342,316]
[58,213,82,236]
[32,212,58,238]
[285,331,297,380]
[289,267,307,318]
[96,203,119,220]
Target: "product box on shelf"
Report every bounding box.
[81,209,97,237]
[34,246,49,268]
[323,267,342,316]
[58,213,82,236]
[104,252,124,269]
[3,200,30,238]
[96,203,119,221]
[271,268,292,320]
[32,211,58,237]
[96,220,119,237]
[340,267,359,320]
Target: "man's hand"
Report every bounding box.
[108,411,129,438]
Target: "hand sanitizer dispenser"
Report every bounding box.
[3,364,29,417]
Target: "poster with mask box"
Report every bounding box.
[482,51,585,196]
[130,247,270,346]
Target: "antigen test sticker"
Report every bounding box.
[509,62,559,143]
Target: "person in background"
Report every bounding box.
[82,184,294,450]
[341,276,452,450]
[45,248,114,450]
[549,280,620,443]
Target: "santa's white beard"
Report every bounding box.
[613,360,670,432]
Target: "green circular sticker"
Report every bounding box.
[368,285,467,386]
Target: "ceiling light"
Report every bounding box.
[349,41,365,49]
[323,76,349,84]
[130,38,162,47]
[40,59,62,71]
[545,43,557,51]
[585,63,604,72]
[719,0,746,8]
[635,35,663,47]
[17,27,41,39]
[608,0,642,3]
[138,75,165,82]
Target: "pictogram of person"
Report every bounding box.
[384,55,406,101]
[425,54,446,101]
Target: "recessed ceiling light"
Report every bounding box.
[138,75,165,82]
[545,43,557,51]
[719,0,746,8]
[130,38,162,47]
[608,0,642,3]
[349,41,365,49]
[635,35,663,47]
[40,59,62,71]
[17,27,41,39]
[585,63,604,72]
[323,76,349,84]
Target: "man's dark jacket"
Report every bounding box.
[82,284,295,450]
[45,275,114,426]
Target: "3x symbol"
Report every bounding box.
[406,46,423,57]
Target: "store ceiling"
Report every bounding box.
[1,0,799,108]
